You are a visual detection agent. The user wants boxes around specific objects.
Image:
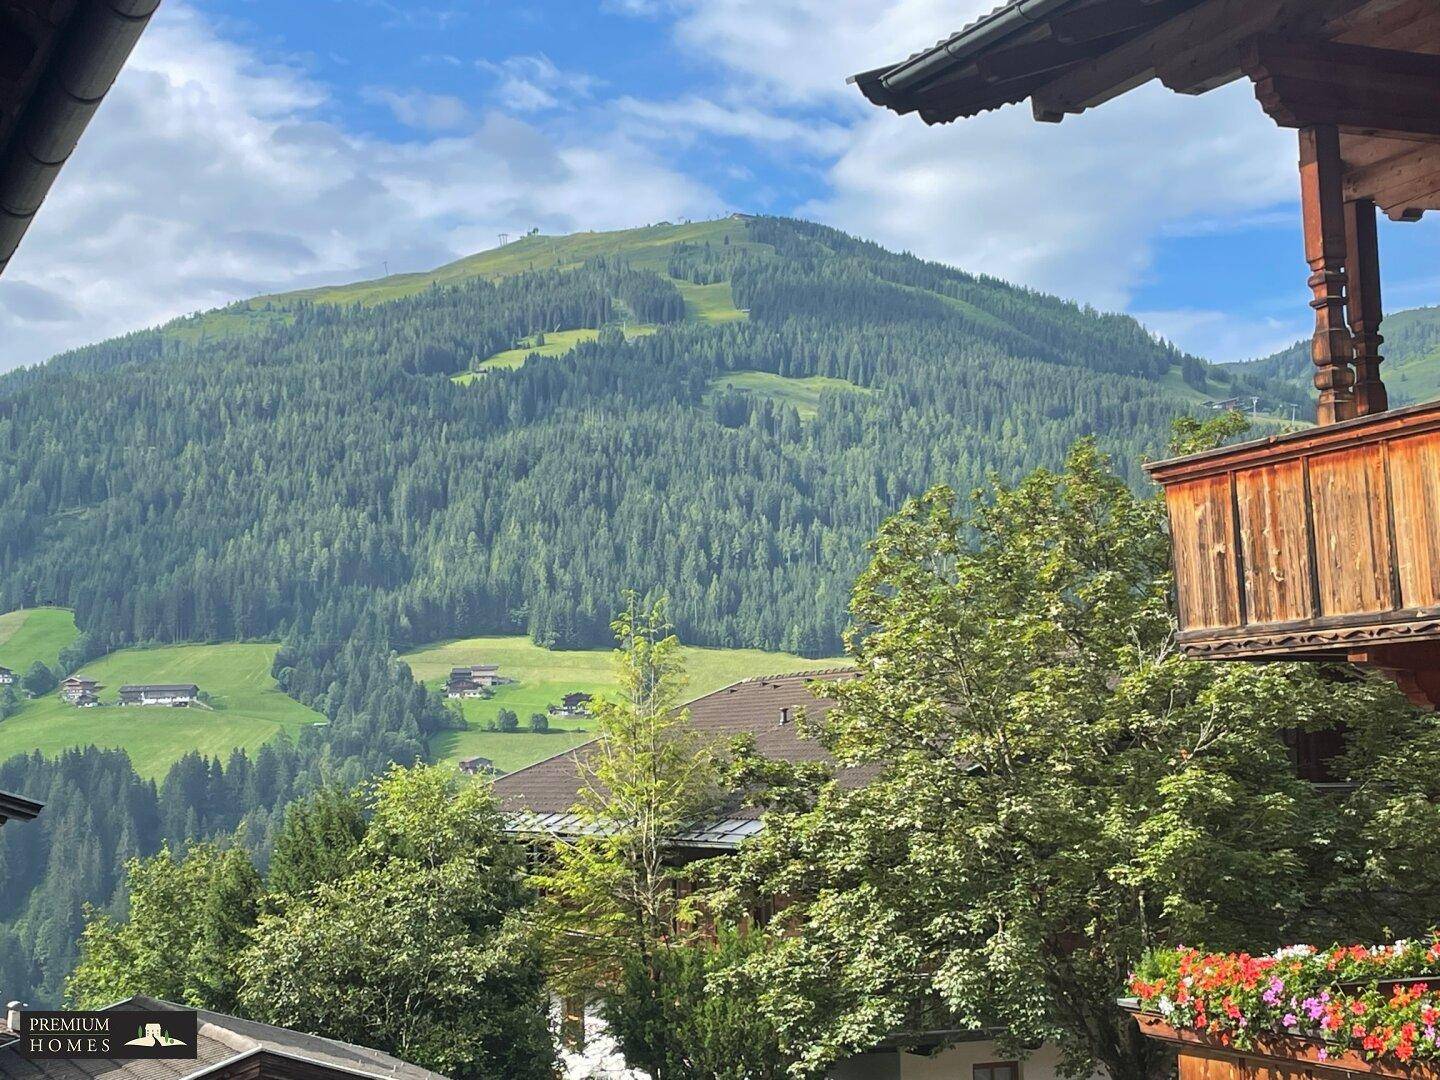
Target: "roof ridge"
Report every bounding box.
[731,666,857,684]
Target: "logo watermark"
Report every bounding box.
[16,1010,198,1060]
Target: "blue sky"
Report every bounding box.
[0,0,1436,370]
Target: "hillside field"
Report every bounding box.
[402,635,844,772]
[708,371,872,421]
[0,608,79,674]
[0,641,322,779]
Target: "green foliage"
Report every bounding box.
[265,786,366,900]
[65,765,552,1078]
[605,927,789,1080]
[66,841,262,1011]
[536,596,720,1006]
[1167,409,1252,457]
[528,711,549,733]
[496,708,519,733]
[0,685,18,720]
[21,661,55,697]
[241,766,553,1079]
[721,441,1435,1080]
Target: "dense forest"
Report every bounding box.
[0,215,1302,1004]
[0,216,1298,657]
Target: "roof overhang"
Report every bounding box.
[0,788,43,825]
[849,0,1440,222]
[0,0,164,276]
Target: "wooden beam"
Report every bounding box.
[1344,198,1388,415]
[1029,0,1366,120]
[1247,38,1440,141]
[1299,125,1356,425]
[1343,142,1440,201]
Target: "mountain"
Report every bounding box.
[0,215,1301,660]
[0,214,1313,1006]
[1235,305,1440,407]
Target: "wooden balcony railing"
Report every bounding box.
[1146,399,1440,672]
[1130,1012,1430,1080]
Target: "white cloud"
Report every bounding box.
[361,87,471,132]
[0,5,719,371]
[477,54,600,113]
[805,80,1296,313]
[616,95,849,156]
[666,0,972,106]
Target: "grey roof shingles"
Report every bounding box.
[0,997,447,1080]
[493,669,879,846]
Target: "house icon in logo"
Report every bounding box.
[124,1022,187,1048]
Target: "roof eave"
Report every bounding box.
[0,789,43,823]
[0,0,165,276]
[848,0,1079,108]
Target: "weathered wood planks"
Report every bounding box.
[1148,400,1440,658]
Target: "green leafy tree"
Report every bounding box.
[21,661,56,697]
[67,842,261,1010]
[536,596,724,1077]
[497,708,519,733]
[266,786,367,900]
[529,711,549,733]
[606,927,788,1080]
[240,766,553,1080]
[723,440,1432,1080]
[0,684,19,720]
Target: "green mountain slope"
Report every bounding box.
[0,216,1302,663]
[1235,305,1440,406]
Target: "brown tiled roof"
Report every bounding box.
[0,996,447,1079]
[494,669,876,822]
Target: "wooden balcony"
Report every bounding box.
[1131,1012,1429,1080]
[1146,399,1440,702]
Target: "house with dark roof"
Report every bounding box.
[446,668,481,699]
[549,692,593,718]
[495,669,871,856]
[0,789,42,829]
[118,684,199,707]
[0,667,14,686]
[458,756,497,777]
[58,676,99,703]
[0,995,448,1079]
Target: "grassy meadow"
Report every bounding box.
[707,371,872,421]
[0,608,79,674]
[401,634,844,773]
[0,640,322,779]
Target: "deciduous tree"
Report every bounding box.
[724,439,1433,1080]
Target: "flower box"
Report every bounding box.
[1129,1010,1438,1080]
[1128,943,1440,1075]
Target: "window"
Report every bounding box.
[974,1063,1020,1080]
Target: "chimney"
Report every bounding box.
[779,707,790,725]
[6,1001,24,1033]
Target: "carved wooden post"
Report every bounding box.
[1299,125,1355,424]
[1344,197,1388,416]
